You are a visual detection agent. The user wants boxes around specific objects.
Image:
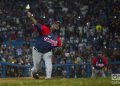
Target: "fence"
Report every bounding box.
[0,61,120,78]
[0,61,26,78]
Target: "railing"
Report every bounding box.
[0,62,31,78]
[52,63,91,78]
[0,61,120,78]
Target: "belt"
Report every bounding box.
[34,47,51,53]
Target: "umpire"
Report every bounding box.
[27,11,62,79]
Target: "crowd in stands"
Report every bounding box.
[0,0,120,77]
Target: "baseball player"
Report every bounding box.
[92,51,108,77]
[27,11,62,79]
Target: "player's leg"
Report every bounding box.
[100,70,106,77]
[91,69,95,77]
[31,47,42,79]
[43,51,52,79]
[92,69,99,77]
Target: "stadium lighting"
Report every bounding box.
[43,16,46,19]
[114,16,116,19]
[78,16,80,19]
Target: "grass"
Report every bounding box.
[0,77,112,86]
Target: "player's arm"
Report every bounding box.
[103,57,108,69]
[27,12,37,24]
[57,36,62,47]
[27,11,41,32]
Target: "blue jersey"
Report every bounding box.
[33,24,62,53]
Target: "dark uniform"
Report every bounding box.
[31,23,62,79]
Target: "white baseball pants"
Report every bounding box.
[31,46,52,79]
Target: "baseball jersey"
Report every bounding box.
[33,24,62,53]
[92,57,108,70]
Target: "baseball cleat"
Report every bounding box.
[32,72,39,79]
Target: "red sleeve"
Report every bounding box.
[33,24,50,35]
[40,25,51,35]
[92,57,96,64]
[103,57,108,64]
[57,36,62,47]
